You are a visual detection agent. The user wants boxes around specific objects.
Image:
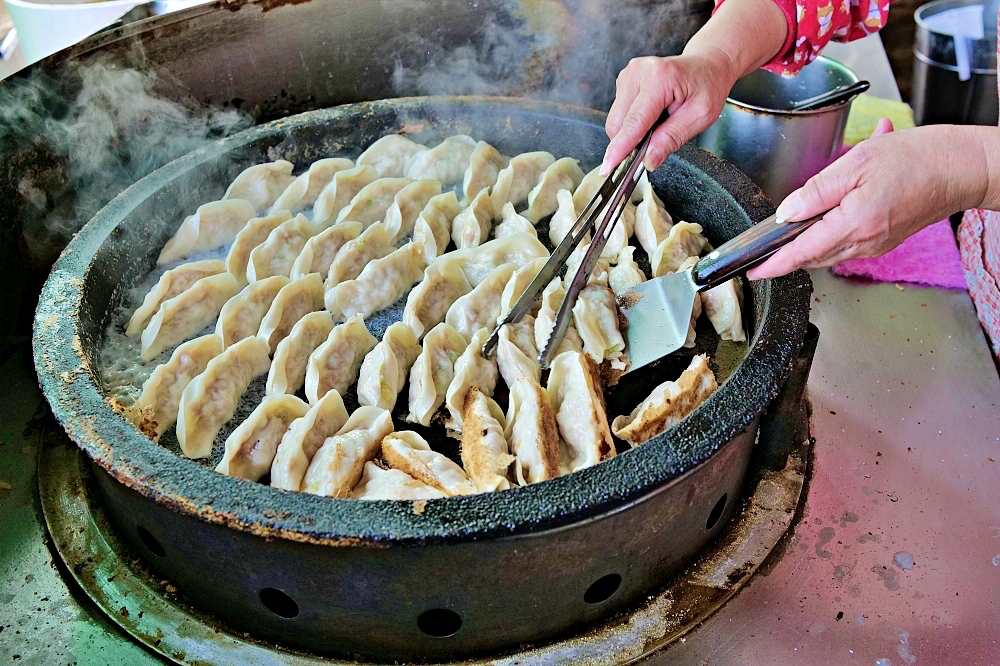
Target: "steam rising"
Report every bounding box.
[390,0,708,110]
[0,57,251,271]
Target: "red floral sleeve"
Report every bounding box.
[713,0,892,75]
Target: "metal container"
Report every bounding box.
[913,0,999,126]
[32,96,812,662]
[697,56,859,205]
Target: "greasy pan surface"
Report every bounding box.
[33,97,811,546]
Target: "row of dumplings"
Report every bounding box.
[126,132,741,499]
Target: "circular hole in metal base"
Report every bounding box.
[584,573,622,604]
[136,525,165,557]
[417,609,462,637]
[259,588,299,619]
[706,493,728,531]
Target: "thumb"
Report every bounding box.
[775,150,863,222]
[871,117,894,138]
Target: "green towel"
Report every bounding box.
[844,94,915,146]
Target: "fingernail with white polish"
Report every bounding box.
[599,161,611,177]
[776,192,803,221]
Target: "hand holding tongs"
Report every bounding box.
[482,111,827,373]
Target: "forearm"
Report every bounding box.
[683,0,788,84]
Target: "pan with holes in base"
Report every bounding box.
[33,96,811,661]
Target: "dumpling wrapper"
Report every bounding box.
[611,354,718,445]
[650,221,708,277]
[381,431,477,496]
[402,255,472,340]
[127,259,225,337]
[302,406,393,497]
[289,221,363,280]
[634,178,674,256]
[269,157,354,215]
[305,315,377,403]
[352,462,447,501]
[533,278,584,358]
[405,135,477,184]
[223,160,295,212]
[247,214,319,282]
[451,188,494,250]
[412,191,461,261]
[215,275,289,349]
[460,387,514,492]
[546,350,615,474]
[496,317,540,386]
[335,177,414,227]
[383,179,442,243]
[506,378,561,485]
[677,256,703,348]
[702,278,746,342]
[489,151,555,217]
[494,202,537,239]
[462,141,509,200]
[137,334,223,439]
[444,262,516,341]
[601,203,636,260]
[572,166,603,214]
[572,284,627,368]
[271,389,349,491]
[313,165,378,227]
[324,222,394,290]
[215,394,309,481]
[257,273,325,353]
[357,135,428,178]
[446,232,548,286]
[523,157,584,223]
[157,199,256,266]
[225,211,293,286]
[141,272,240,362]
[326,241,427,320]
[548,188,582,247]
[608,245,646,297]
[444,328,499,433]
[565,242,610,286]
[407,322,468,427]
[357,322,421,411]
[266,310,335,396]
[499,256,547,318]
[176,336,271,459]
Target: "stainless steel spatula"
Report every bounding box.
[620,210,824,373]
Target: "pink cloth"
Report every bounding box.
[831,220,968,290]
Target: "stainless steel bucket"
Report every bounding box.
[912,0,999,126]
[696,56,859,204]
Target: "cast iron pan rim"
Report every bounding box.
[32,96,811,546]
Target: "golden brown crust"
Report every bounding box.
[612,355,718,445]
[530,381,562,481]
[381,436,441,490]
[460,388,513,489]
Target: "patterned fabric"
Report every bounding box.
[961,206,1000,354]
[713,0,892,75]
[958,13,1000,355]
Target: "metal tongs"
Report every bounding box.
[482,112,667,367]
[484,111,830,373]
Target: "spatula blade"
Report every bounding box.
[619,269,699,374]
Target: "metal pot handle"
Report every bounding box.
[694,211,826,288]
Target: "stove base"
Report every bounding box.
[38,432,809,665]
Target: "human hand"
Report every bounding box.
[600,52,737,176]
[747,119,988,280]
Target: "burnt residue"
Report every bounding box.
[33,97,811,548]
